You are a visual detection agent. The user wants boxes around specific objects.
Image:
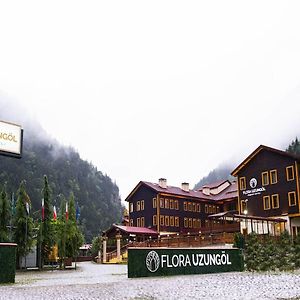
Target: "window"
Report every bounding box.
[184,202,187,211]
[136,201,140,211]
[160,215,164,226]
[263,196,271,210]
[153,198,157,208]
[193,218,197,228]
[141,200,144,210]
[165,198,169,209]
[130,219,133,226]
[216,206,220,213]
[141,217,145,227]
[153,215,157,226]
[160,198,164,208]
[170,199,174,209]
[270,170,278,184]
[197,219,201,228]
[175,200,179,210]
[241,200,247,214]
[130,203,133,212]
[272,194,279,209]
[188,218,192,228]
[175,217,179,227]
[188,202,192,211]
[192,203,196,212]
[262,172,269,186]
[212,206,216,214]
[170,216,174,226]
[288,191,297,206]
[184,217,188,228]
[286,166,295,181]
[208,205,212,214]
[137,218,140,227]
[205,204,208,213]
[239,177,246,190]
[165,216,169,226]
[196,203,201,212]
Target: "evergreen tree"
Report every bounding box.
[0,184,10,242]
[293,234,300,269]
[276,231,293,271]
[286,137,300,155]
[40,175,55,267]
[13,181,34,268]
[65,192,84,259]
[56,195,67,268]
[244,233,260,271]
[259,235,277,271]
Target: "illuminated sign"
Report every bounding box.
[0,120,23,158]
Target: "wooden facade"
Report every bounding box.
[125,179,238,234]
[231,145,300,236]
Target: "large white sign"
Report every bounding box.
[0,120,22,156]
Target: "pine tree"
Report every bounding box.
[13,181,34,268]
[276,231,293,271]
[57,195,67,268]
[286,137,300,155]
[40,175,55,267]
[245,233,260,271]
[0,184,10,242]
[293,234,300,269]
[65,192,84,259]
[259,235,277,271]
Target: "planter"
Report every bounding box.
[0,243,17,283]
[64,257,73,266]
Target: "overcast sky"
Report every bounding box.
[1,1,300,199]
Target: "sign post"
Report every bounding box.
[0,120,23,158]
[128,247,244,278]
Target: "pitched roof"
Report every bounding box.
[104,224,158,236]
[125,180,237,203]
[231,145,300,176]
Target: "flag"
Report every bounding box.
[53,206,57,221]
[25,201,30,215]
[42,198,45,221]
[11,193,16,216]
[76,203,80,221]
[65,202,68,221]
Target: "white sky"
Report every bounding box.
[1,1,300,199]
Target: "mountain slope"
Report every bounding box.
[0,96,122,242]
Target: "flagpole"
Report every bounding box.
[39,217,43,270]
[25,213,27,269]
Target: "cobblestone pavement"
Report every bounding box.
[1,262,300,299]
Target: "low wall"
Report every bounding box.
[0,243,17,283]
[128,247,244,278]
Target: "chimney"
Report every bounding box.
[202,186,210,196]
[181,182,189,192]
[158,178,167,188]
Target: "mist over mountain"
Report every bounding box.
[194,165,235,190]
[0,95,123,242]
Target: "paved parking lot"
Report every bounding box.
[1,262,300,299]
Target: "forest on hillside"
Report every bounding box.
[0,100,123,242]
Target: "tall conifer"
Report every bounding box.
[0,184,10,242]
[13,181,33,268]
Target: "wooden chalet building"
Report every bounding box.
[125,178,239,235]
[231,145,300,236]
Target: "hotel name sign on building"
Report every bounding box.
[242,177,266,197]
[0,120,23,158]
[128,248,244,278]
